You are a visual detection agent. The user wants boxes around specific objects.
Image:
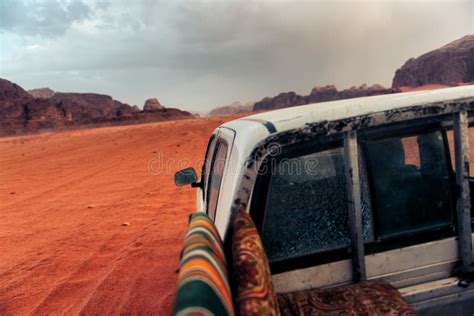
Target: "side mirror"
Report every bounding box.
[174,167,198,187]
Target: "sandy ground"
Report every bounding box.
[0,116,239,315]
[1,92,473,315]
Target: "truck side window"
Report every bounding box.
[261,147,373,262]
[364,131,453,239]
[202,135,216,200]
[207,141,228,221]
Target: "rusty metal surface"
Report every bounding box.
[453,108,473,274]
[343,131,366,281]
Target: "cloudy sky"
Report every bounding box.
[0,0,473,112]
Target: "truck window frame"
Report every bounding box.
[360,124,458,255]
[250,120,460,274]
[206,138,229,221]
[201,134,216,201]
[250,134,355,273]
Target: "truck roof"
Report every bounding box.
[222,85,474,136]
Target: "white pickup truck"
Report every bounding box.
[175,86,474,315]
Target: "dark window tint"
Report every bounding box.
[261,147,373,262]
[364,131,453,239]
[202,135,216,199]
[207,141,228,220]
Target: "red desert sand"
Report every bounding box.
[0,95,471,314]
[0,115,241,315]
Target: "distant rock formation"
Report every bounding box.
[0,79,65,133]
[308,84,393,103]
[189,111,203,117]
[50,92,138,124]
[143,98,162,111]
[28,87,55,99]
[254,92,307,111]
[253,36,474,112]
[1,78,31,103]
[0,78,192,136]
[393,35,474,88]
[208,101,255,116]
[253,84,397,111]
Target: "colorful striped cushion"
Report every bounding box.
[232,210,280,315]
[173,213,235,316]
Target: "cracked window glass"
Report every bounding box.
[261,147,372,262]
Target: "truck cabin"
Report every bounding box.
[175,86,474,315]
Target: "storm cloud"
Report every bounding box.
[0,0,473,112]
[0,0,91,36]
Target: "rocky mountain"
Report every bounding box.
[254,92,307,111]
[253,35,474,112]
[0,78,192,136]
[393,35,474,88]
[253,84,398,111]
[50,92,142,124]
[0,79,64,134]
[208,101,255,116]
[143,98,162,111]
[28,88,55,99]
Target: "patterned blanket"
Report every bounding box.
[277,280,416,315]
[232,209,280,315]
[173,212,416,316]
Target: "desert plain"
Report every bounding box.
[0,115,239,315]
[1,108,474,315]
